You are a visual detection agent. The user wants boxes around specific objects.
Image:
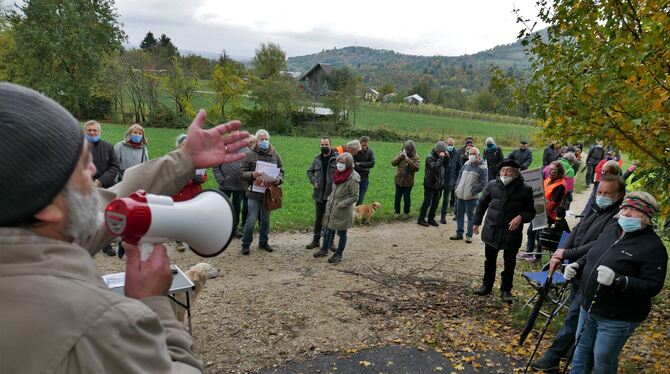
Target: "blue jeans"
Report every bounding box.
[357,179,369,205]
[570,308,639,374]
[322,229,347,256]
[242,198,271,247]
[456,198,476,237]
[394,184,412,214]
[543,283,581,362]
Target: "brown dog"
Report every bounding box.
[175,262,220,322]
[355,202,382,224]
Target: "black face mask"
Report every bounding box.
[321,146,331,155]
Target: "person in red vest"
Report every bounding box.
[172,134,208,251]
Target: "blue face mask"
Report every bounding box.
[259,140,270,150]
[487,143,496,149]
[130,134,142,143]
[618,216,642,233]
[446,145,454,152]
[595,196,614,209]
[85,135,100,143]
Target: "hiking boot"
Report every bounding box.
[473,285,492,295]
[530,354,560,372]
[102,245,116,257]
[393,213,401,219]
[329,243,337,252]
[465,235,473,243]
[501,291,513,303]
[240,245,250,256]
[428,219,439,227]
[440,214,447,224]
[402,213,410,220]
[305,238,320,249]
[313,248,329,258]
[327,253,343,264]
[417,218,429,227]
[449,234,463,240]
[233,230,243,239]
[259,243,274,253]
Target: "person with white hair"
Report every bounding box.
[564,191,667,373]
[312,152,360,264]
[334,139,361,157]
[483,137,503,181]
[451,146,488,242]
[239,129,284,255]
[0,82,249,373]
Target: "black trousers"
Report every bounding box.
[223,190,247,232]
[419,187,442,220]
[483,243,518,292]
[313,201,327,240]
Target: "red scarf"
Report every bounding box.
[333,168,352,185]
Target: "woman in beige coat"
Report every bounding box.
[313,152,360,264]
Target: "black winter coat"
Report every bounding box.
[483,146,504,181]
[543,145,559,166]
[443,149,461,187]
[576,224,668,322]
[353,148,375,181]
[507,148,533,170]
[88,140,119,188]
[423,151,445,189]
[561,199,623,261]
[474,176,535,250]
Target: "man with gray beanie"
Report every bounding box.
[0,82,249,373]
[417,141,447,227]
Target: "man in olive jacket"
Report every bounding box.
[306,136,338,249]
[0,83,250,374]
[473,160,535,302]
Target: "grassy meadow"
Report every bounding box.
[97,122,546,231]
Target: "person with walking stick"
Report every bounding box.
[562,191,667,373]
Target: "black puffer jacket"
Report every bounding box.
[575,224,668,322]
[561,199,623,260]
[423,151,445,189]
[474,176,535,250]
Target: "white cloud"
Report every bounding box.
[114,0,545,57]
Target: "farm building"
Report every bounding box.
[403,94,424,105]
[364,88,380,102]
[382,93,398,103]
[299,63,333,101]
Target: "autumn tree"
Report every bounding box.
[211,53,246,120]
[513,0,670,218]
[9,0,125,116]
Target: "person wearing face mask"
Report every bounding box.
[391,140,420,220]
[240,129,284,255]
[563,191,667,374]
[483,137,504,181]
[581,159,622,218]
[0,83,250,374]
[313,152,360,264]
[471,160,535,302]
[531,175,627,372]
[84,120,119,256]
[585,141,606,187]
[114,123,150,258]
[439,137,461,223]
[306,136,339,250]
[506,140,533,171]
[451,147,488,242]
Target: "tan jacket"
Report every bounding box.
[0,150,203,374]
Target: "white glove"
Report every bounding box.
[596,265,616,286]
[563,263,579,280]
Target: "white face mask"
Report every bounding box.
[336,162,347,172]
[468,155,477,163]
[500,176,514,185]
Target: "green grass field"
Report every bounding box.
[96,123,547,231]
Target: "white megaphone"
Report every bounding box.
[104,190,234,261]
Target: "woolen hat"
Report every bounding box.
[0,83,83,226]
[498,159,520,171]
[434,141,447,153]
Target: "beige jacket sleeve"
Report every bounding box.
[66,296,203,373]
[78,149,195,255]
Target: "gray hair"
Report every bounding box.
[346,139,361,152]
[255,129,269,139]
[469,146,480,156]
[83,120,101,130]
[403,140,416,157]
[338,152,354,169]
[562,152,577,164]
[602,160,621,176]
[485,137,494,144]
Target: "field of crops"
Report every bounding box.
[96,122,545,230]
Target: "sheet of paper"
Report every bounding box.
[102,272,125,288]
[252,161,280,193]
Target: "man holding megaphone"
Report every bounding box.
[0,82,249,374]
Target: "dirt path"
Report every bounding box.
[95,189,590,373]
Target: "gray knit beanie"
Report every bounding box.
[434,141,447,154]
[0,83,83,226]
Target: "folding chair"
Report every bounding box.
[520,231,572,320]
